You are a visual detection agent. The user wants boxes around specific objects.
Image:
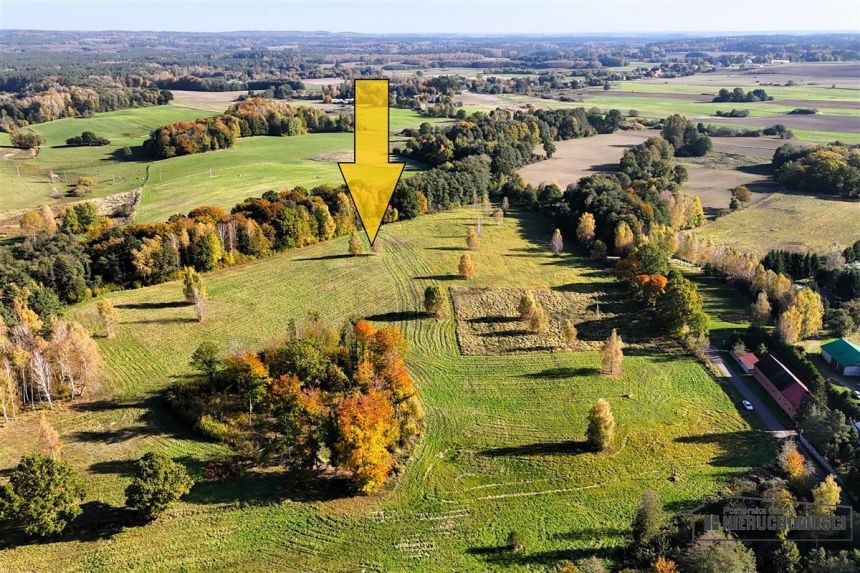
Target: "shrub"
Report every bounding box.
[507,530,524,552]
[125,452,194,520]
[10,129,44,149]
[0,453,85,537]
[424,285,447,318]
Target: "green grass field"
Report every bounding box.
[0,207,776,572]
[603,81,860,103]
[1,106,442,222]
[0,106,219,213]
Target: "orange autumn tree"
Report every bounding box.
[335,388,399,494]
[177,315,424,495]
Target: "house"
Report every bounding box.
[820,338,860,377]
[751,354,810,419]
[731,349,759,374]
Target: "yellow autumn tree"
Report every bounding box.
[335,389,399,494]
[576,212,596,245]
[601,329,624,376]
[811,474,841,515]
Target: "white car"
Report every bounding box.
[742,400,755,411]
[853,390,860,400]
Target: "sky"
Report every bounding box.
[1,0,859,34]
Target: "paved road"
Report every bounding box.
[706,345,794,438]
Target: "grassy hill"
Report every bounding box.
[0,206,775,572]
[0,105,444,222]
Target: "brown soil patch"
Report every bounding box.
[450,286,667,356]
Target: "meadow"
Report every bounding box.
[0,105,443,223]
[0,207,776,572]
[693,191,860,257]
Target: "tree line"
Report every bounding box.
[773,142,860,198]
[0,84,172,132]
[143,98,354,159]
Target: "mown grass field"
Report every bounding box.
[0,105,442,223]
[0,106,219,213]
[0,206,776,572]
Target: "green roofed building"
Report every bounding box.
[820,338,860,377]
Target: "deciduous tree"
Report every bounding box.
[458,253,475,279]
[96,300,118,339]
[811,474,841,514]
[335,388,399,494]
[550,228,564,255]
[601,329,624,377]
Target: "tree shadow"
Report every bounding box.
[69,394,197,445]
[0,501,138,549]
[426,246,464,252]
[467,315,520,325]
[675,430,777,467]
[294,253,371,261]
[479,329,530,338]
[467,545,616,567]
[481,439,591,457]
[365,310,428,322]
[116,301,188,310]
[551,281,611,294]
[126,317,198,325]
[520,367,598,379]
[413,274,461,281]
[188,468,354,505]
[89,459,138,477]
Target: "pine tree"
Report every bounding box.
[423,285,447,318]
[586,398,615,451]
[632,489,664,549]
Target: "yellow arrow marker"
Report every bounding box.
[338,79,404,245]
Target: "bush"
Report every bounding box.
[9,129,44,149]
[0,453,85,537]
[65,131,110,146]
[125,452,194,520]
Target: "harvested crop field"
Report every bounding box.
[518,131,651,187]
[708,112,860,134]
[518,132,783,214]
[451,284,669,356]
[169,91,245,112]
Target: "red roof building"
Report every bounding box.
[751,354,810,419]
[731,350,760,374]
